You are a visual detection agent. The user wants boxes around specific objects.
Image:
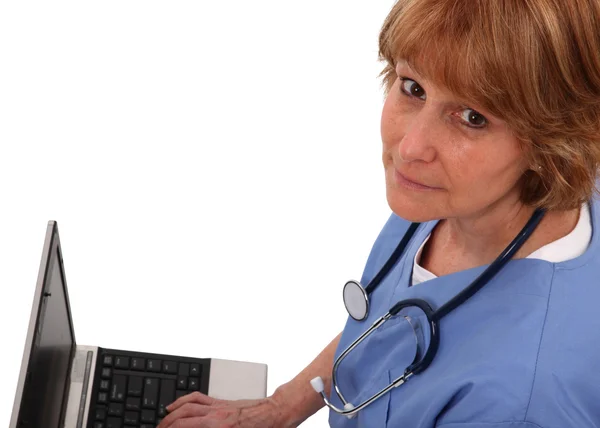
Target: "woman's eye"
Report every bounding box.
[459,108,488,128]
[400,78,426,100]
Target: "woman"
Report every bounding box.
[159,0,600,426]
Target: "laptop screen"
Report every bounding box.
[12,224,76,428]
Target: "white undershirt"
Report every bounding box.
[412,203,592,286]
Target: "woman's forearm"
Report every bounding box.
[271,332,342,427]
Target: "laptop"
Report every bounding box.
[9,221,268,428]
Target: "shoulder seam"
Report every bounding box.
[524,264,556,422]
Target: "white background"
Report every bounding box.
[0,1,396,426]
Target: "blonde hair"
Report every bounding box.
[378,0,600,210]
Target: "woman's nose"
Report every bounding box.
[397,108,438,163]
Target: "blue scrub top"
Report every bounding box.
[329,195,600,428]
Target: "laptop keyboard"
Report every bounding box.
[88,348,210,428]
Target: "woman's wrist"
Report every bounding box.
[269,333,340,426]
[270,381,324,428]
[269,384,299,428]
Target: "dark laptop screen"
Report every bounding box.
[16,235,75,428]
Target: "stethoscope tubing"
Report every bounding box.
[432,208,545,322]
[364,222,421,294]
[323,208,546,417]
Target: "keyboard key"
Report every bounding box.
[124,411,139,425]
[114,356,130,369]
[100,380,110,391]
[103,356,113,366]
[178,363,190,376]
[110,375,127,402]
[98,392,108,404]
[176,376,187,390]
[143,378,159,408]
[158,379,175,417]
[131,358,145,370]
[126,397,141,411]
[108,403,124,417]
[94,422,104,428]
[101,368,111,378]
[188,377,199,391]
[190,364,200,376]
[163,361,177,374]
[106,417,122,428]
[147,359,161,372]
[95,407,107,420]
[128,376,143,397]
[141,409,156,423]
[175,390,187,400]
[140,425,154,428]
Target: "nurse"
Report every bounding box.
[159,0,600,427]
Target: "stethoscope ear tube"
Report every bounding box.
[389,298,439,375]
[407,315,439,375]
[389,298,434,317]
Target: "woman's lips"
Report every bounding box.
[394,169,442,191]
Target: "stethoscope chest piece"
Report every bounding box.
[343,280,370,321]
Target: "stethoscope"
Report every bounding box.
[310,208,546,418]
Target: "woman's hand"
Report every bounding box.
[156,391,287,428]
[157,333,342,427]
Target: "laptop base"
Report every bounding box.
[64,345,268,428]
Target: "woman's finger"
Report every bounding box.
[158,402,212,428]
[174,416,223,428]
[167,391,216,412]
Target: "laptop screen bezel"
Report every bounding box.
[9,221,77,428]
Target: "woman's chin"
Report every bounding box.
[386,192,443,223]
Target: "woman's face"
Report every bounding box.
[381,61,529,222]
